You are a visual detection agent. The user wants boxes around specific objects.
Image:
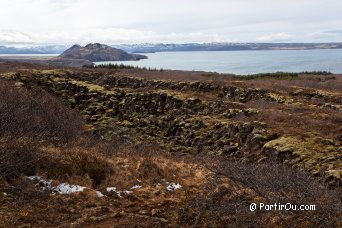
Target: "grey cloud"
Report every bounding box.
[0,30,34,44]
[325,30,342,35]
[257,33,294,42]
[0,0,342,45]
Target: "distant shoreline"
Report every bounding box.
[1,48,342,74]
[1,42,342,55]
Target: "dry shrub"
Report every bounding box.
[136,158,166,184]
[38,147,112,187]
[0,79,83,143]
[290,76,341,92]
[0,139,38,178]
[112,143,173,186]
[176,159,341,227]
[215,161,339,205]
[93,142,184,189]
[35,141,178,190]
[0,79,85,179]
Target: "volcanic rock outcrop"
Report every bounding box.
[60,43,147,62]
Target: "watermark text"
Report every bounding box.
[250,203,316,211]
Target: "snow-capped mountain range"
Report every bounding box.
[1,43,342,54]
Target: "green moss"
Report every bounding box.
[34,69,72,75]
[263,136,301,153]
[0,72,17,79]
[267,93,294,104]
[70,80,105,91]
[263,136,341,180]
[326,170,342,180]
[157,89,196,100]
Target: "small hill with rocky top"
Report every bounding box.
[60,43,147,62]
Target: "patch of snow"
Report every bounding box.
[95,191,104,197]
[136,179,142,182]
[106,187,132,197]
[27,176,52,190]
[54,183,85,194]
[161,179,170,184]
[131,185,142,189]
[27,176,104,197]
[106,187,117,192]
[166,183,182,191]
[3,192,7,196]
[27,176,41,181]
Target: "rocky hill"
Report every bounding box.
[59,43,147,62]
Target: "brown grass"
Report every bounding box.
[242,98,341,140]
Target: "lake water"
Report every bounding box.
[95,49,342,75]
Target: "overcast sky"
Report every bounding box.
[1,0,342,46]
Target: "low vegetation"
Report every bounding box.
[234,71,334,80]
[91,63,164,72]
[300,70,333,75]
[234,72,299,80]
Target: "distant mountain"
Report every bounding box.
[113,42,342,53]
[1,42,342,55]
[0,45,67,54]
[59,43,147,61]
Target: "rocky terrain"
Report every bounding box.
[60,43,147,62]
[0,56,93,68]
[0,62,341,227]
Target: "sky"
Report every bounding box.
[0,0,342,46]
